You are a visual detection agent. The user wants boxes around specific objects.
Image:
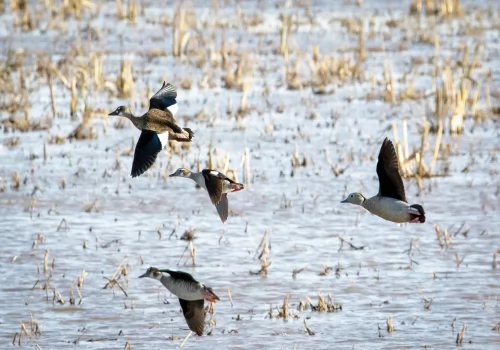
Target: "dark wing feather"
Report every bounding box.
[160,269,198,283]
[149,82,177,111]
[131,130,162,178]
[376,138,407,202]
[203,169,238,184]
[179,299,205,336]
[215,193,229,223]
[201,169,223,205]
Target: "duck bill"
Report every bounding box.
[138,272,148,278]
[340,198,349,203]
[108,110,119,116]
[168,172,176,177]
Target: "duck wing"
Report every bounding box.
[146,108,184,134]
[206,169,238,184]
[179,299,205,336]
[215,193,229,223]
[149,82,177,112]
[160,269,199,283]
[376,137,407,202]
[131,130,168,177]
[201,169,223,205]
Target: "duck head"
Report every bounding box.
[138,267,162,280]
[341,192,365,206]
[169,168,192,178]
[109,106,132,117]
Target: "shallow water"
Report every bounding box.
[0,1,499,349]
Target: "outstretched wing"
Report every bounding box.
[131,130,165,177]
[204,169,238,184]
[376,138,407,202]
[201,169,223,205]
[215,193,229,223]
[179,299,205,336]
[149,82,177,112]
[160,269,198,283]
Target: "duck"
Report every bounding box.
[109,82,194,178]
[139,267,220,336]
[169,168,244,223]
[341,137,426,224]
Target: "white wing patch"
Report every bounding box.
[407,207,421,215]
[167,103,178,117]
[158,132,169,148]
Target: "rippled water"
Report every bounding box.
[1,1,499,349]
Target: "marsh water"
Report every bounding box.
[0,0,499,349]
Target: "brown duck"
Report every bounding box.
[109,82,194,177]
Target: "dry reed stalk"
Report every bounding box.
[281,294,289,320]
[47,68,57,118]
[383,60,395,104]
[207,143,213,170]
[116,0,125,19]
[280,14,291,56]
[179,331,192,348]
[387,316,394,332]
[428,120,443,175]
[91,53,103,90]
[417,123,429,177]
[116,60,133,98]
[456,325,467,344]
[173,8,186,57]
[392,123,407,176]
[493,250,500,269]
[227,288,234,307]
[402,119,409,160]
[441,0,461,16]
[244,148,250,188]
[222,153,230,174]
[238,79,251,115]
[127,0,136,23]
[70,77,77,119]
[409,0,421,15]
[304,319,315,335]
[43,250,49,276]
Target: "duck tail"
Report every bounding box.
[229,182,244,192]
[409,204,426,223]
[170,128,194,142]
[183,127,194,140]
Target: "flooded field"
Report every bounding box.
[0,0,499,349]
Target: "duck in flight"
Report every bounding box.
[109,82,194,177]
[341,137,426,223]
[169,168,244,223]
[139,267,220,336]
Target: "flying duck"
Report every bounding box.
[109,82,194,177]
[139,267,220,336]
[169,168,244,223]
[341,137,426,223]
